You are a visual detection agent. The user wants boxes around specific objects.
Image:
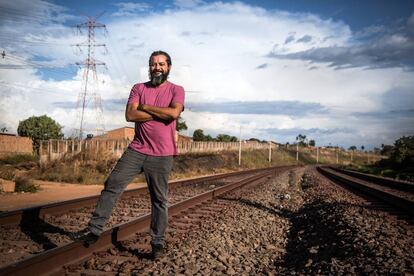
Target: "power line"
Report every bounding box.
[2,53,77,77]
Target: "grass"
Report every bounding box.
[345,163,414,182]
[17,147,383,185]
[0,154,38,165]
[14,176,40,193]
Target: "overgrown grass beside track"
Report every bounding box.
[1,148,381,185]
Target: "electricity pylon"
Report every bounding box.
[72,14,107,139]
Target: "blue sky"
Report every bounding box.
[0,0,413,149]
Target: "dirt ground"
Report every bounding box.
[0,172,226,212]
[0,180,147,211]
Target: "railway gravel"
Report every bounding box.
[75,166,414,275]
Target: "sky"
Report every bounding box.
[0,0,413,149]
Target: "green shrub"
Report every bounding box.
[0,166,16,180]
[380,169,396,178]
[14,176,39,193]
[0,154,38,165]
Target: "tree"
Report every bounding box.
[390,136,414,167]
[176,116,188,132]
[17,115,63,152]
[248,138,260,142]
[296,134,308,146]
[309,139,316,147]
[216,134,238,142]
[361,145,365,151]
[380,144,394,156]
[193,129,205,141]
[348,145,357,151]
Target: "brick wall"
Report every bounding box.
[106,127,135,140]
[0,134,33,157]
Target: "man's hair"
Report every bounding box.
[149,50,172,66]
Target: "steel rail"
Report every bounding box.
[317,166,414,217]
[0,167,269,226]
[330,167,414,192]
[0,166,293,276]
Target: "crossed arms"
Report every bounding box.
[125,102,184,123]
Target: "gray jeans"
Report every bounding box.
[88,147,173,246]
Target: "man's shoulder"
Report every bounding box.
[133,82,151,89]
[167,81,185,92]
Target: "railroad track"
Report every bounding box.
[0,165,295,275]
[317,166,414,219]
[0,167,270,226]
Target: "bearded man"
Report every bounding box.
[71,50,185,259]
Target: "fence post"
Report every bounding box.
[268,142,271,163]
[296,143,299,163]
[316,147,319,163]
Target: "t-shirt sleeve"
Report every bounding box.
[172,85,185,106]
[127,84,140,104]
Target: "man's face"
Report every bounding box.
[149,55,170,86]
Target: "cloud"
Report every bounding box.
[297,35,313,43]
[268,14,414,70]
[256,63,268,69]
[187,101,328,116]
[174,0,204,8]
[112,2,151,17]
[0,1,413,149]
[284,33,295,44]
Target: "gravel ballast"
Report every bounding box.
[69,166,414,275]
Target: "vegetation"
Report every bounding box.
[176,117,188,132]
[0,154,38,165]
[296,134,308,146]
[14,176,39,193]
[17,115,63,153]
[193,129,238,142]
[347,135,414,181]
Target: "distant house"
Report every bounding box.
[106,127,135,140]
[95,127,193,143]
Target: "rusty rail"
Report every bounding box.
[0,167,270,226]
[317,166,414,217]
[0,165,294,276]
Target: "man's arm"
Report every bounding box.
[139,102,184,121]
[125,102,154,122]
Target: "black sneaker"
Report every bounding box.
[69,228,99,246]
[151,243,165,259]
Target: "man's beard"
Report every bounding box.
[149,69,169,86]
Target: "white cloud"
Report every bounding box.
[112,2,151,17]
[0,1,413,148]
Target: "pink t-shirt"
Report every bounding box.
[127,81,185,156]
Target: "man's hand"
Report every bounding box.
[125,102,154,122]
[139,103,183,122]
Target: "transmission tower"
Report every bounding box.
[72,15,107,139]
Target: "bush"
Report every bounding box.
[0,166,16,180]
[0,154,38,165]
[14,176,39,193]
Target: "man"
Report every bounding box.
[71,50,185,259]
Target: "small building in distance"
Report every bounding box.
[106,127,135,140]
[94,127,193,142]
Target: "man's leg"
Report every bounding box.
[88,148,146,235]
[143,155,173,253]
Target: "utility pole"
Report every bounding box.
[296,143,299,164]
[72,15,107,139]
[268,141,272,163]
[316,146,319,163]
[336,148,339,164]
[238,125,242,166]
